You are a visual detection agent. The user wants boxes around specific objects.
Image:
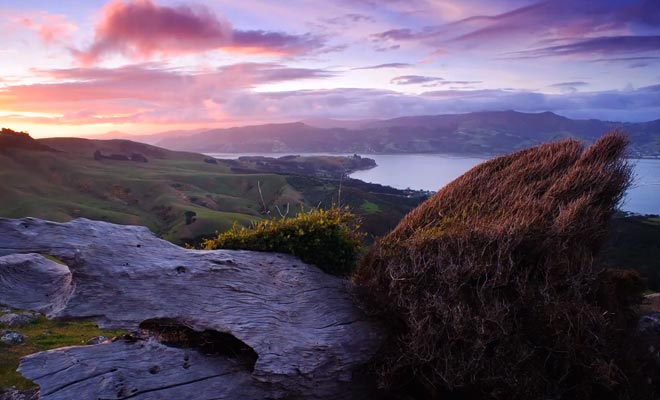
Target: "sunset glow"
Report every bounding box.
[1,0,659,138]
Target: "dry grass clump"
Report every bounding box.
[354,131,645,399]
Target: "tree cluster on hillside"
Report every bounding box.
[0,128,55,152]
[1,128,29,136]
[93,150,148,162]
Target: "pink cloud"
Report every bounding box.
[20,14,78,44]
[0,63,333,124]
[0,11,78,44]
[74,0,325,64]
[4,80,660,128]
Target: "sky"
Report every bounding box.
[0,0,659,138]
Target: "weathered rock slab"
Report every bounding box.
[0,217,383,399]
[19,338,267,400]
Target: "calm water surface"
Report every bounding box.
[351,155,660,216]
[208,153,660,215]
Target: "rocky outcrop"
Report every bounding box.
[0,330,25,345]
[0,217,383,400]
[0,313,37,328]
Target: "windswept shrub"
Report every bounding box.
[203,207,364,276]
[354,131,645,399]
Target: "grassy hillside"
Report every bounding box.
[0,132,423,244]
[1,141,263,243]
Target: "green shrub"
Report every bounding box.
[203,207,364,276]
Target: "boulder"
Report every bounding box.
[0,217,383,400]
[0,313,37,328]
[1,330,25,345]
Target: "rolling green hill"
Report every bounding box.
[0,130,423,244]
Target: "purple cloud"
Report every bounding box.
[550,81,589,93]
[591,56,660,63]
[551,81,588,87]
[231,30,324,56]
[589,55,660,69]
[352,63,411,70]
[453,1,660,43]
[371,0,660,60]
[389,75,480,88]
[437,80,482,86]
[511,35,660,58]
[73,0,325,64]
[372,28,433,42]
[323,13,375,25]
[391,75,443,85]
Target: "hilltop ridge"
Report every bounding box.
[94,111,660,157]
[0,128,56,153]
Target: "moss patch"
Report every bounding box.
[0,309,126,390]
[360,200,380,214]
[40,254,65,265]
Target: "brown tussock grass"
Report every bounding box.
[354,131,646,399]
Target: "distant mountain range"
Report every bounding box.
[99,111,660,157]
